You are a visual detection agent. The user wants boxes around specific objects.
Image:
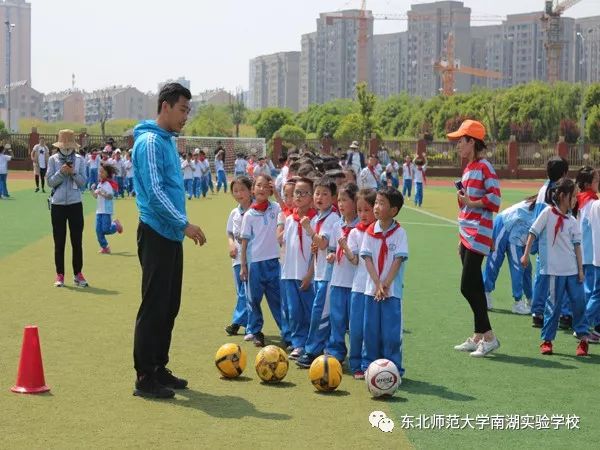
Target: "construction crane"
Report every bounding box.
[325,1,502,86]
[434,33,504,96]
[542,0,583,83]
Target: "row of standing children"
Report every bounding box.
[180,148,229,199]
[225,153,408,379]
[86,148,135,198]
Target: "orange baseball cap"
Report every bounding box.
[447,120,486,141]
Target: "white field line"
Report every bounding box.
[404,205,458,226]
[401,221,456,228]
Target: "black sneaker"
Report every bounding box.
[532,315,543,328]
[133,374,175,399]
[225,323,241,336]
[253,332,265,347]
[155,367,188,390]
[296,353,316,369]
[559,315,573,330]
[35,188,39,192]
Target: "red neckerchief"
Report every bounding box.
[250,201,269,212]
[315,208,333,234]
[332,202,339,213]
[417,166,427,184]
[551,207,568,246]
[336,221,356,263]
[282,205,294,217]
[366,221,400,275]
[356,221,372,232]
[293,207,317,259]
[199,156,206,162]
[101,178,119,192]
[577,190,598,210]
[91,154,97,161]
[368,165,378,182]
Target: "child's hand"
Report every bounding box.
[311,241,319,254]
[228,245,237,259]
[326,253,335,264]
[578,269,584,283]
[300,216,311,230]
[520,254,529,269]
[338,236,348,250]
[240,264,248,282]
[300,274,312,291]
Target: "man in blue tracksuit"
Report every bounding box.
[132,83,206,399]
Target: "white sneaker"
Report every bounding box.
[454,337,479,352]
[243,334,254,341]
[485,292,493,310]
[512,301,531,315]
[525,299,532,309]
[470,338,500,357]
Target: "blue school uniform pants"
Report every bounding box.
[246,258,282,336]
[217,170,227,192]
[126,177,134,196]
[532,261,572,318]
[96,213,117,248]
[192,176,201,198]
[402,179,412,198]
[349,291,366,373]
[184,179,193,199]
[414,181,423,206]
[115,176,125,198]
[88,168,98,189]
[584,266,600,328]
[231,264,248,327]
[304,281,332,356]
[363,295,404,376]
[326,286,352,361]
[284,279,315,349]
[541,275,588,341]
[207,173,214,192]
[483,217,532,301]
[200,174,209,197]
[0,173,8,196]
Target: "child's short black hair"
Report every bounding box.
[288,161,301,173]
[230,176,252,192]
[576,165,597,191]
[338,182,359,201]
[198,150,206,156]
[358,188,377,207]
[297,164,315,177]
[377,187,404,216]
[186,152,192,157]
[100,162,117,178]
[415,157,425,166]
[314,176,338,196]
[294,176,314,192]
[551,177,576,208]
[546,156,569,182]
[253,173,273,186]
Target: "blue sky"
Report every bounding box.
[30,0,598,94]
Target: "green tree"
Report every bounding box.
[316,114,340,139]
[254,108,294,141]
[356,82,376,142]
[583,84,600,113]
[184,104,233,137]
[276,124,306,141]
[587,105,600,144]
[334,113,363,141]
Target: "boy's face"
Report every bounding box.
[368,157,378,167]
[313,186,333,211]
[357,198,375,225]
[374,194,397,221]
[283,183,295,207]
[293,181,313,209]
[253,176,272,202]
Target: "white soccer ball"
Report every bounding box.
[365,359,401,397]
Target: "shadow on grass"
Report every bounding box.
[63,285,120,296]
[485,352,577,369]
[370,394,407,403]
[110,251,136,257]
[400,378,476,401]
[169,388,292,420]
[218,376,253,382]
[314,389,350,397]
[557,353,600,365]
[258,380,296,388]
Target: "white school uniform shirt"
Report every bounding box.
[413,165,427,183]
[587,200,600,267]
[193,160,202,178]
[529,207,581,276]
[253,163,270,178]
[215,158,224,172]
[197,159,210,176]
[329,217,359,288]
[89,155,100,170]
[240,201,281,263]
[0,153,12,174]
[402,163,414,181]
[280,165,289,183]
[113,158,126,177]
[95,180,114,214]
[36,145,48,169]
[124,160,134,178]
[348,227,368,293]
[226,206,247,267]
[181,160,194,180]
[578,197,598,266]
[311,208,339,282]
[359,166,379,190]
[281,214,314,280]
[359,220,409,298]
[386,161,400,177]
[234,159,248,173]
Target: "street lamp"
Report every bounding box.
[576,32,586,154]
[4,21,15,131]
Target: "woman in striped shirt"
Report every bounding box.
[448,120,502,358]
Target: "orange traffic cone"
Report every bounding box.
[11,326,50,394]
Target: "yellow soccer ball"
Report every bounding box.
[308,355,343,392]
[255,345,289,383]
[215,343,247,378]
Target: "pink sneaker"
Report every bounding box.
[353,371,365,380]
[99,247,111,254]
[114,219,123,234]
[73,272,88,287]
[54,274,64,287]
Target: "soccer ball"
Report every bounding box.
[215,343,247,378]
[308,355,343,392]
[365,359,401,397]
[255,345,289,383]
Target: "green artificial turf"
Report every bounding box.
[0,175,597,449]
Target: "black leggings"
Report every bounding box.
[51,203,84,275]
[459,243,492,334]
[35,168,47,189]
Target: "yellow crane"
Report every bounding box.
[542,0,583,83]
